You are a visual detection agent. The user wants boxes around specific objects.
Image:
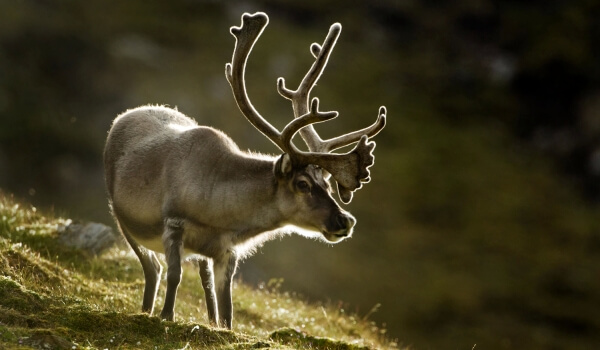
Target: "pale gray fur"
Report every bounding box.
[104,105,355,328]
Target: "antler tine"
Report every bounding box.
[319,106,387,152]
[281,98,338,155]
[225,12,287,151]
[277,23,342,152]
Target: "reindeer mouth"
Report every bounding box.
[321,229,352,243]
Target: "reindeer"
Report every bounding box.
[103,12,387,329]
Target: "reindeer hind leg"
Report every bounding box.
[114,218,162,314]
[159,218,184,321]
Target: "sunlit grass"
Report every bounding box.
[0,193,399,349]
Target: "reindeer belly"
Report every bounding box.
[181,220,234,259]
[133,235,165,253]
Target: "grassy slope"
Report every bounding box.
[0,195,398,350]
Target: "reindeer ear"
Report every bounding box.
[275,153,293,177]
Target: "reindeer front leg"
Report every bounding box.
[159,219,184,321]
[213,250,238,329]
[198,259,218,326]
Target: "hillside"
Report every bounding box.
[0,194,397,350]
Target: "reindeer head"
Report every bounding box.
[225,12,387,241]
[273,155,356,242]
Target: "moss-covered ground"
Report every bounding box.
[0,194,398,350]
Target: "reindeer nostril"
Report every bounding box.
[336,213,355,230]
[336,214,346,229]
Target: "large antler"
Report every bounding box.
[276,24,386,153]
[226,12,387,203]
[225,13,337,155]
[276,20,386,202]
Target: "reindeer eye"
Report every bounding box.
[296,180,311,193]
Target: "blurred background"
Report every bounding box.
[1,0,600,349]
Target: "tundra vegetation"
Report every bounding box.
[0,194,398,349]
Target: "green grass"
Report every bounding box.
[0,194,399,349]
